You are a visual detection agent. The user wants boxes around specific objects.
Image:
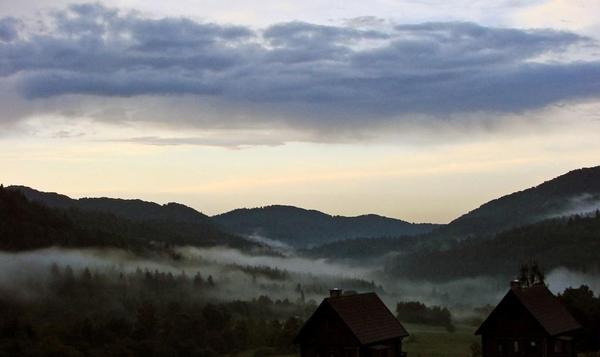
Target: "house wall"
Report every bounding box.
[480,295,548,357]
[361,339,403,357]
[298,305,361,357]
[482,337,576,357]
[547,338,576,357]
[297,305,404,357]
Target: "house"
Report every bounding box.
[476,281,581,357]
[294,289,409,357]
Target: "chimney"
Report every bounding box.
[329,288,342,298]
[510,280,521,289]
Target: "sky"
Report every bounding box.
[1,0,600,223]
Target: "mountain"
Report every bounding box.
[5,186,258,250]
[213,205,440,247]
[0,186,143,250]
[386,212,600,281]
[435,166,600,239]
[303,235,420,261]
[304,166,600,262]
[9,185,213,225]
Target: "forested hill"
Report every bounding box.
[2,186,259,251]
[0,186,140,250]
[213,205,440,247]
[434,166,600,239]
[9,185,213,225]
[303,235,420,261]
[305,166,600,263]
[386,212,600,281]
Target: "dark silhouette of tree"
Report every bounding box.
[559,285,600,351]
[193,272,204,287]
[517,261,545,287]
[396,301,454,331]
[134,302,157,340]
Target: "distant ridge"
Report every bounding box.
[6,186,439,249]
[306,165,600,262]
[6,185,257,249]
[8,185,212,224]
[435,166,600,239]
[8,165,599,251]
[213,204,440,247]
[387,210,600,281]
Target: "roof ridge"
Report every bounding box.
[476,286,581,337]
[325,292,409,344]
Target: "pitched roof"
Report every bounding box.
[476,285,582,336]
[296,292,409,345]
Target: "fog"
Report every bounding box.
[547,267,600,295]
[549,193,600,219]
[1,246,598,320]
[177,246,372,278]
[0,246,377,303]
[244,233,294,253]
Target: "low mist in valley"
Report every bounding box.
[0,246,378,304]
[1,242,599,356]
[3,0,600,353]
[4,245,596,313]
[3,168,600,355]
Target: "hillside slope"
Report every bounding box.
[6,186,257,250]
[213,205,439,247]
[386,212,600,281]
[305,166,600,261]
[0,186,143,250]
[436,166,600,239]
[9,186,213,224]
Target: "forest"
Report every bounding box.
[386,213,600,281]
[0,264,309,357]
[1,262,599,356]
[0,186,257,252]
[2,178,600,356]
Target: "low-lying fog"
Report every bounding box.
[1,246,598,317]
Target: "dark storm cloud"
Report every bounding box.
[1,3,600,127]
[263,21,389,47]
[0,17,22,42]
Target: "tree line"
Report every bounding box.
[387,213,600,281]
[0,263,313,357]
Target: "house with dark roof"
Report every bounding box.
[294,289,409,357]
[476,281,581,357]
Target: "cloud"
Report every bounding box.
[112,135,286,149]
[1,3,600,139]
[342,16,387,28]
[0,17,22,42]
[546,193,600,219]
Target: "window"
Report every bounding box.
[554,340,564,353]
[344,348,359,357]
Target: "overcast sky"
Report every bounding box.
[1,0,600,223]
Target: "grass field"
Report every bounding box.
[234,323,480,357]
[231,348,297,357]
[403,323,479,357]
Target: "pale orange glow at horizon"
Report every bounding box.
[3,102,600,224]
[2,0,600,224]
